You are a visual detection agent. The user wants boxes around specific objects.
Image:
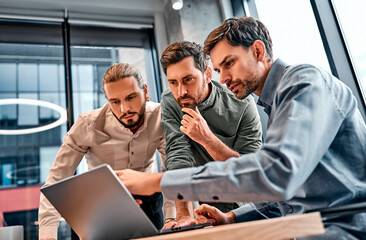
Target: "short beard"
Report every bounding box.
[233,79,259,100]
[177,80,208,108]
[120,113,144,129]
[116,102,146,129]
[177,96,198,108]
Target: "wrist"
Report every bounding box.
[176,215,191,221]
[176,201,193,220]
[201,132,217,148]
[225,211,237,224]
[165,218,176,224]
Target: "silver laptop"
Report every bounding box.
[41,164,211,240]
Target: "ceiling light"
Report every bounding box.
[0,98,67,135]
[172,0,183,10]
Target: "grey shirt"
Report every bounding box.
[161,59,366,238]
[161,80,262,170]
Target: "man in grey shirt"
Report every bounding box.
[159,41,263,228]
[117,17,366,239]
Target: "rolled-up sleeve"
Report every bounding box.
[38,116,89,239]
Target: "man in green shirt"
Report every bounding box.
[159,41,263,229]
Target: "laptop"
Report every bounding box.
[41,164,212,240]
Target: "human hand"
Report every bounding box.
[193,204,236,226]
[162,219,177,229]
[175,215,196,227]
[180,107,214,144]
[115,169,163,195]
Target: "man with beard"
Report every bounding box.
[39,63,167,240]
[159,41,265,229]
[116,17,366,239]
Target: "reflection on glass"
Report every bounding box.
[0,93,17,120]
[255,0,330,71]
[0,42,66,192]
[18,93,39,126]
[40,93,64,120]
[2,163,13,186]
[332,0,366,102]
[0,26,67,238]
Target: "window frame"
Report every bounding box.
[310,0,366,120]
[231,0,366,121]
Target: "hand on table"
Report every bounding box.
[194,204,236,226]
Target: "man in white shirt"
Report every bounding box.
[39,63,168,240]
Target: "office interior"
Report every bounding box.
[0,0,365,239]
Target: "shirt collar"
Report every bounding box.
[198,81,216,111]
[257,58,289,114]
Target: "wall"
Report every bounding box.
[163,0,224,45]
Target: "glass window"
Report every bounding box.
[0,63,16,91]
[19,63,38,92]
[70,46,152,121]
[332,0,366,102]
[40,146,59,183]
[69,43,157,174]
[1,163,14,186]
[0,93,17,120]
[0,19,160,240]
[17,93,39,126]
[40,64,60,91]
[0,22,66,240]
[254,0,331,71]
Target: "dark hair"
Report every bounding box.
[103,63,145,89]
[204,17,273,60]
[160,41,209,75]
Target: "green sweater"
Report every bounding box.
[161,80,262,170]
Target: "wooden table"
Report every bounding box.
[135,212,325,240]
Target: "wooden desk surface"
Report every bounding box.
[135,212,325,240]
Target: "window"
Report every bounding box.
[254,0,330,71]
[234,0,366,134]
[0,19,160,240]
[332,0,366,103]
[0,26,67,237]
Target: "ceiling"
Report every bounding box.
[0,0,167,25]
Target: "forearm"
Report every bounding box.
[160,154,286,203]
[39,142,85,239]
[175,201,193,219]
[200,134,239,161]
